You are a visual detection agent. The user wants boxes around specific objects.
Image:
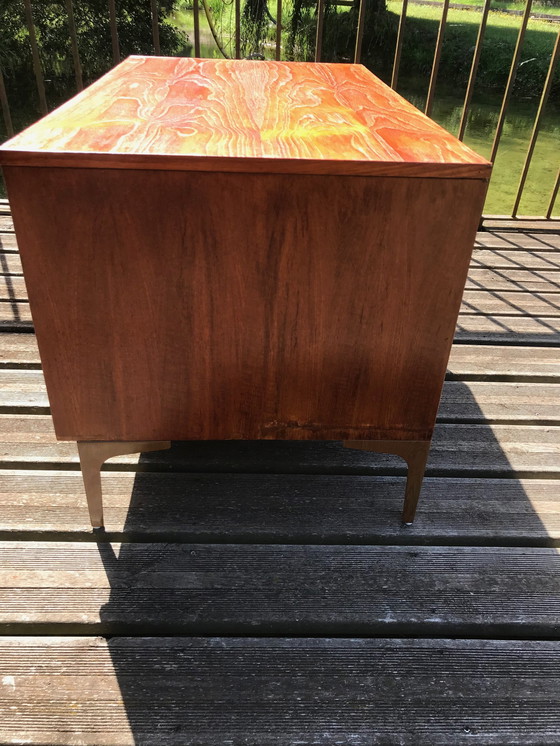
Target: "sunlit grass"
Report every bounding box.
[423,0,560,16]
[386,1,559,42]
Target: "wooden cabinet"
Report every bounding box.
[0,57,491,526]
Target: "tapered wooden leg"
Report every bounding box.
[343,439,431,525]
[77,441,171,528]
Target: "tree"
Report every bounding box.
[0,0,188,109]
[286,0,392,66]
[230,0,391,64]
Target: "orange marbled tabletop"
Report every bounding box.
[0,56,491,177]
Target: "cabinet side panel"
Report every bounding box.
[3,167,486,441]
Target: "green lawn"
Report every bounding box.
[389,0,560,32]
[414,0,560,17]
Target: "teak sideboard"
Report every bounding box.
[0,56,491,527]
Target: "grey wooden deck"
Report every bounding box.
[1,200,560,744]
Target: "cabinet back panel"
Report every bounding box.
[3,167,486,441]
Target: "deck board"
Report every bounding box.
[471,249,560,269]
[466,268,560,293]
[481,218,560,233]
[0,276,28,300]
[476,231,560,249]
[2,637,560,745]
[460,291,560,317]
[0,251,22,274]
[0,233,18,250]
[1,542,560,636]
[454,316,560,344]
[1,472,560,543]
[0,303,32,327]
[447,345,560,379]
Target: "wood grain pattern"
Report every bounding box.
[9,257,560,314]
[0,57,491,178]
[448,345,560,379]
[3,335,560,381]
[461,291,560,317]
[4,371,560,424]
[3,638,560,745]
[3,542,560,636]
[466,268,560,293]
[0,303,33,327]
[475,231,560,249]
[4,166,486,442]
[0,296,552,325]
[470,249,560,269]
[454,317,560,345]
[7,266,560,315]
[483,219,560,232]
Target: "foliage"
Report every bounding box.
[0,0,188,109]
[241,0,270,56]
[429,0,560,14]
[285,0,319,60]
[385,2,560,98]
[286,0,392,63]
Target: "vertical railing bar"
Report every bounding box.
[235,0,241,58]
[22,0,48,115]
[391,0,408,90]
[546,170,559,219]
[315,0,326,62]
[150,0,161,55]
[276,0,283,61]
[489,0,533,163]
[457,0,490,140]
[107,0,120,65]
[354,0,367,64]
[0,69,14,138]
[512,31,560,217]
[425,0,449,117]
[193,0,201,57]
[64,0,83,92]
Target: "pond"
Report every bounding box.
[399,81,559,216]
